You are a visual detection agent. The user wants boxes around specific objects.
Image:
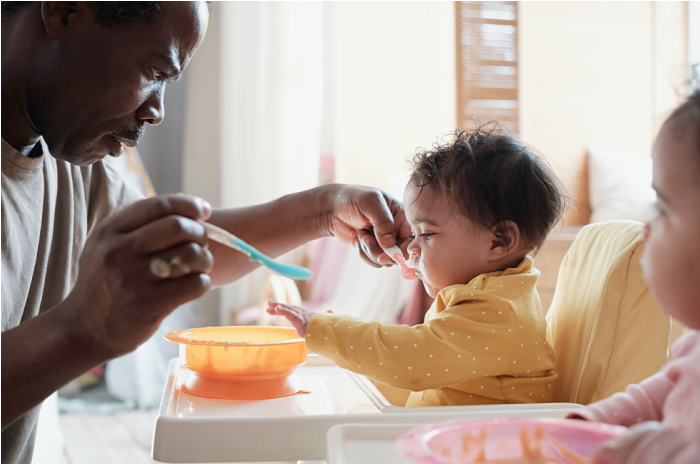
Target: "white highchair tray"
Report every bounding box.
[153,358,582,463]
[349,372,582,413]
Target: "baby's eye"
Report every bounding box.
[420,233,434,241]
[653,202,666,217]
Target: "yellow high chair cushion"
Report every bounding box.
[545,220,670,404]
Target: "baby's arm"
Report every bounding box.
[266,301,315,337]
[568,371,673,426]
[282,301,517,391]
[592,422,700,464]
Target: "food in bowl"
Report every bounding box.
[396,418,626,464]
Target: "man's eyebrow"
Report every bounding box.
[157,52,183,79]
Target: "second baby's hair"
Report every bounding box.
[409,122,568,251]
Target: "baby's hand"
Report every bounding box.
[592,421,662,464]
[266,301,314,338]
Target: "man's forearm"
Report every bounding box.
[206,184,336,286]
[1,304,105,431]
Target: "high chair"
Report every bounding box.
[545,220,672,404]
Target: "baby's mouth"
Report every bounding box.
[409,260,423,277]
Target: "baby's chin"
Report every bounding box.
[420,278,440,298]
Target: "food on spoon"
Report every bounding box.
[383,246,419,280]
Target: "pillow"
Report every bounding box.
[545,220,670,404]
[587,144,656,224]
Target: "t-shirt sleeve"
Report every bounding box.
[84,159,146,233]
[305,298,516,390]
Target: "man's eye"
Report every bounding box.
[152,69,169,81]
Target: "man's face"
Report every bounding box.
[28,2,209,165]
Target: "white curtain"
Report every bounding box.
[219,2,324,317]
[183,2,324,324]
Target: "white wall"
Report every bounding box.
[518,1,688,224]
[328,2,457,198]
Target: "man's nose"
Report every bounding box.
[135,86,165,126]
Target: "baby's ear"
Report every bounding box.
[490,220,521,255]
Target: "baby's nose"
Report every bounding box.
[407,239,420,256]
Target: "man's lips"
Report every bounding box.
[112,135,138,148]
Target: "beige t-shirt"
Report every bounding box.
[1,138,144,464]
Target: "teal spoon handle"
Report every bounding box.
[200,221,313,281]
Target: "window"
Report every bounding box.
[456,1,519,131]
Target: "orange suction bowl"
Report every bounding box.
[164,326,308,400]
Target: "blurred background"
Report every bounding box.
[44,2,699,463]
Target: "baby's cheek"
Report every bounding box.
[642,240,665,293]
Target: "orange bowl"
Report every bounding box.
[164,326,307,380]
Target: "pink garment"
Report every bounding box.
[303,237,347,311]
[397,279,427,326]
[569,329,700,463]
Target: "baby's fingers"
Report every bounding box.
[592,422,661,464]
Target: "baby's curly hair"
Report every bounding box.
[409,122,568,251]
[667,71,700,156]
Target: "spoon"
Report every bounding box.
[383,245,419,280]
[200,221,313,281]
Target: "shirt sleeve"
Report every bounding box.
[304,297,516,390]
[567,371,674,425]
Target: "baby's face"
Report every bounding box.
[642,122,700,329]
[403,183,494,297]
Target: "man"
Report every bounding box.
[1,2,408,462]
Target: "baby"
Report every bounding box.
[268,124,568,407]
[570,88,700,463]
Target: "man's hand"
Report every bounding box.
[325,184,411,268]
[266,301,315,337]
[63,194,214,358]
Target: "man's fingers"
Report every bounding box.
[130,215,208,254]
[360,193,398,249]
[105,194,212,234]
[360,233,393,266]
[356,239,382,269]
[146,273,212,315]
[144,242,213,281]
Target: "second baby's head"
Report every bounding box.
[404,123,567,297]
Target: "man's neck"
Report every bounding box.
[1,5,43,156]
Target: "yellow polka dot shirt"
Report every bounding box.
[304,256,557,407]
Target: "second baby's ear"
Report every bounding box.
[489,220,521,255]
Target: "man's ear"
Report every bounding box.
[41,2,89,41]
[489,220,521,256]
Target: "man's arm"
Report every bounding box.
[2,184,409,430]
[205,184,410,286]
[2,195,213,430]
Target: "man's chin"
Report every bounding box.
[47,133,124,166]
[51,148,110,167]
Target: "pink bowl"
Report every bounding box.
[396,418,626,463]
